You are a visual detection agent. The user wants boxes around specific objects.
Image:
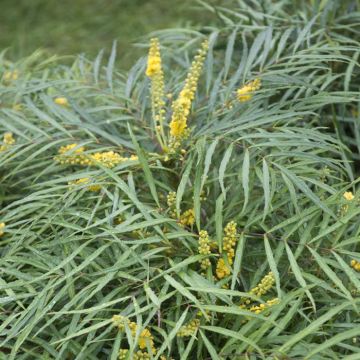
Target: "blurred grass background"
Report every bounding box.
[0,0,222,69]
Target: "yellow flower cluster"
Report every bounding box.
[351,260,360,272]
[249,298,279,314]
[0,132,15,152]
[166,191,194,227]
[68,178,101,192]
[215,221,237,279]
[216,258,231,279]
[54,97,69,106]
[169,40,208,148]
[166,191,177,218]
[343,191,354,201]
[56,143,88,165]
[118,349,150,360]
[3,70,18,82]
[0,222,5,237]
[91,151,137,168]
[146,38,162,77]
[198,230,211,269]
[3,132,15,145]
[55,144,138,168]
[179,208,195,227]
[249,272,275,297]
[58,143,84,155]
[146,38,166,149]
[237,79,261,102]
[222,221,237,265]
[177,318,200,337]
[239,272,277,315]
[340,190,355,215]
[112,315,156,353]
[119,350,172,360]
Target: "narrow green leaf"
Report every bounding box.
[219,143,233,199]
[285,242,316,311]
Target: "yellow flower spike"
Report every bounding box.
[216,258,231,279]
[222,221,237,265]
[54,97,69,106]
[179,208,195,227]
[249,271,275,297]
[177,318,200,337]
[0,222,5,237]
[87,184,101,192]
[55,143,89,165]
[343,191,354,201]
[169,39,209,150]
[0,132,16,152]
[112,315,129,330]
[249,298,279,314]
[198,230,211,270]
[146,38,167,150]
[3,132,15,145]
[351,259,360,272]
[89,151,138,168]
[237,79,261,102]
[266,297,280,306]
[118,349,151,360]
[3,70,18,82]
[58,143,85,155]
[68,178,101,192]
[166,191,177,217]
[55,144,137,168]
[146,38,162,77]
[112,315,156,354]
[118,349,129,360]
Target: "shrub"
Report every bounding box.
[1,2,360,359]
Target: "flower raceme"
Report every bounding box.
[169,40,208,148]
[112,315,156,354]
[146,38,166,149]
[55,143,138,168]
[240,272,275,306]
[249,298,279,314]
[146,39,162,77]
[237,79,261,102]
[198,230,211,270]
[0,132,15,152]
[54,97,69,106]
[118,349,150,360]
[343,191,354,201]
[3,70,18,83]
[340,190,355,215]
[179,208,195,227]
[166,191,195,227]
[145,38,209,153]
[118,350,173,360]
[216,258,231,279]
[249,271,275,297]
[68,178,101,192]
[222,221,237,265]
[239,272,277,312]
[3,132,15,145]
[0,222,5,237]
[177,318,200,337]
[351,259,360,272]
[215,221,238,279]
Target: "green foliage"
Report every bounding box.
[1,1,360,359]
